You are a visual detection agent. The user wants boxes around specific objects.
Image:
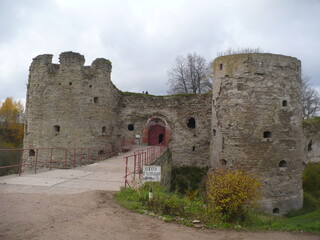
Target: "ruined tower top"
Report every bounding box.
[29,51,112,73]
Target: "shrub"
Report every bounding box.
[206,168,261,221]
[170,166,208,195]
[303,163,320,197]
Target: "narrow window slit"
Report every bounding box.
[220,159,227,165]
[53,125,60,133]
[263,131,271,138]
[29,149,35,157]
[187,118,196,128]
[279,160,287,168]
[282,100,288,107]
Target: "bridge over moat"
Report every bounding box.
[0,145,166,194]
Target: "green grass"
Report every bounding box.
[114,163,320,234]
[114,183,320,234]
[121,91,211,98]
[280,209,320,232]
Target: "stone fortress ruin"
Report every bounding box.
[24,51,305,214]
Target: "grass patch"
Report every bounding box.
[121,91,211,98]
[281,209,320,232]
[114,163,320,234]
[114,183,320,234]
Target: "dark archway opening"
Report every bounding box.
[149,124,165,146]
[187,117,196,128]
[102,126,106,135]
[53,125,60,133]
[279,160,287,168]
[282,100,288,107]
[128,124,134,131]
[308,140,312,151]
[273,208,280,214]
[143,116,171,146]
[29,149,35,157]
[220,159,227,165]
[263,131,271,138]
[158,134,164,144]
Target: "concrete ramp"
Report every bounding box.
[0,147,143,195]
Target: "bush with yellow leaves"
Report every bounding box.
[206,167,261,221]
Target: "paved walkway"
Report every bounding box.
[0,146,143,194]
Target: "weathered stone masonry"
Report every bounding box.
[120,93,212,167]
[24,52,212,167]
[211,54,304,214]
[24,51,305,214]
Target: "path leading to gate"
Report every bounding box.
[1,146,319,240]
[0,146,145,194]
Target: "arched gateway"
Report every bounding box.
[142,116,171,146]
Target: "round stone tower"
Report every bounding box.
[211,53,304,214]
[24,52,122,160]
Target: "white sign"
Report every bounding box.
[143,166,161,182]
[135,135,141,139]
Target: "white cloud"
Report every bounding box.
[0,0,319,103]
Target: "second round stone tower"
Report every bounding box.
[211,53,304,214]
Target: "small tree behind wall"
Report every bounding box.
[167,53,212,94]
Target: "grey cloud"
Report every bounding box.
[0,0,320,102]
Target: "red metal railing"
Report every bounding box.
[124,144,167,188]
[0,138,134,176]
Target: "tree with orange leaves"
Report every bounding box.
[0,97,24,148]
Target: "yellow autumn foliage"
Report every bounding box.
[0,97,24,147]
[206,168,261,219]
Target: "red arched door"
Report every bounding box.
[148,124,165,145]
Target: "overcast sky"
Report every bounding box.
[0,0,319,104]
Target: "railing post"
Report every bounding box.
[18,149,23,176]
[133,154,137,180]
[64,149,67,169]
[73,148,76,167]
[138,152,142,179]
[80,148,83,165]
[49,148,53,170]
[86,148,90,164]
[35,149,39,174]
[88,148,91,164]
[124,157,128,188]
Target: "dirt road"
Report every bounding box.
[1,191,319,240]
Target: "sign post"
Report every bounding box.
[143,166,161,201]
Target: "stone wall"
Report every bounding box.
[24,52,212,168]
[24,51,306,214]
[211,53,304,214]
[24,52,123,163]
[151,149,172,187]
[119,93,212,167]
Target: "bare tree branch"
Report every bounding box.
[167,53,212,94]
[302,76,320,119]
